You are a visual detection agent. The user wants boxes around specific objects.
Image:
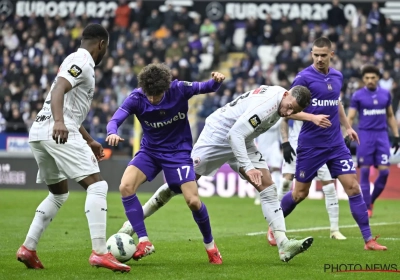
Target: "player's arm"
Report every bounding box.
[347,108,357,127]
[50,77,72,144]
[106,98,136,146]
[287,112,331,128]
[176,72,225,99]
[386,105,400,153]
[79,125,105,161]
[339,101,360,144]
[280,118,296,164]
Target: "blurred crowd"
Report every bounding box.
[0,0,399,151]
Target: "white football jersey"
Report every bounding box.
[29,48,95,142]
[256,118,282,146]
[201,85,286,172]
[288,120,303,148]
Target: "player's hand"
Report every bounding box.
[392,137,400,154]
[311,114,331,128]
[211,72,225,83]
[52,121,69,144]
[344,135,352,149]
[346,128,360,145]
[106,134,124,146]
[246,169,263,187]
[282,142,296,164]
[88,140,105,161]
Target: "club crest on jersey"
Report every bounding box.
[68,64,82,78]
[373,99,378,105]
[327,83,333,91]
[299,170,305,178]
[159,110,166,116]
[248,114,261,128]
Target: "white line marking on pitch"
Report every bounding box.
[291,236,400,241]
[246,221,400,236]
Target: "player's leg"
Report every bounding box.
[163,150,222,264]
[317,165,345,239]
[43,139,130,271]
[119,152,161,260]
[370,136,391,217]
[17,141,69,269]
[328,145,386,250]
[280,157,296,201]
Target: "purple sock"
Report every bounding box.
[349,193,372,242]
[121,194,148,238]
[280,191,297,217]
[371,169,389,205]
[360,167,371,209]
[192,202,213,244]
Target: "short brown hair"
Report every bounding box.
[138,63,172,96]
[313,37,332,49]
[291,85,311,109]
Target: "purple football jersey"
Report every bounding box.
[107,79,221,153]
[350,87,391,131]
[291,66,343,148]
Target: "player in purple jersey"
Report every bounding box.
[106,64,225,264]
[270,37,387,250]
[347,65,400,218]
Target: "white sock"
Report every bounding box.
[271,171,281,191]
[24,192,69,251]
[139,236,149,243]
[143,183,176,219]
[259,185,288,246]
[254,190,260,200]
[278,178,292,201]
[204,239,215,250]
[322,183,339,232]
[85,181,108,254]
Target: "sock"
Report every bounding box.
[278,178,292,201]
[122,194,148,240]
[192,202,213,245]
[143,183,177,219]
[360,167,371,209]
[349,193,372,242]
[24,192,69,251]
[85,181,108,254]
[371,169,389,205]
[280,190,297,217]
[322,183,339,232]
[254,190,260,201]
[260,185,288,246]
[271,171,281,192]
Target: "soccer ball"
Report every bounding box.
[106,233,136,262]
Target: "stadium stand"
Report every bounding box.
[0,0,399,155]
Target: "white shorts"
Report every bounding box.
[282,147,333,181]
[29,138,100,185]
[258,140,282,169]
[191,143,268,178]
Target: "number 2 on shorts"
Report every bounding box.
[177,166,190,181]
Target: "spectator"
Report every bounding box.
[146,9,162,34]
[327,0,347,29]
[200,18,217,37]
[6,108,27,133]
[367,2,386,33]
[114,0,131,29]
[379,70,393,91]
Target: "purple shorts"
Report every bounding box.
[129,149,196,193]
[295,144,355,183]
[357,130,390,167]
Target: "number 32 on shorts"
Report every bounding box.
[176,166,191,181]
[340,159,356,172]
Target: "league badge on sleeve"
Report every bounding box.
[248,114,261,128]
[68,65,82,78]
[183,81,193,86]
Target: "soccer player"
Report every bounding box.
[17,24,130,272]
[272,37,387,250]
[277,118,346,241]
[347,65,400,218]
[254,120,283,205]
[106,64,225,264]
[119,84,317,262]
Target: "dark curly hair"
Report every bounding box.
[361,64,381,78]
[138,63,172,96]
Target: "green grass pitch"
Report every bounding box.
[0,189,399,280]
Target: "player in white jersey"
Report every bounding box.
[16,24,130,273]
[119,85,318,262]
[278,118,346,240]
[254,119,283,205]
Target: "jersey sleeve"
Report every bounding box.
[106,94,138,135]
[172,79,222,99]
[349,92,359,110]
[228,95,278,173]
[290,73,308,88]
[57,57,91,89]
